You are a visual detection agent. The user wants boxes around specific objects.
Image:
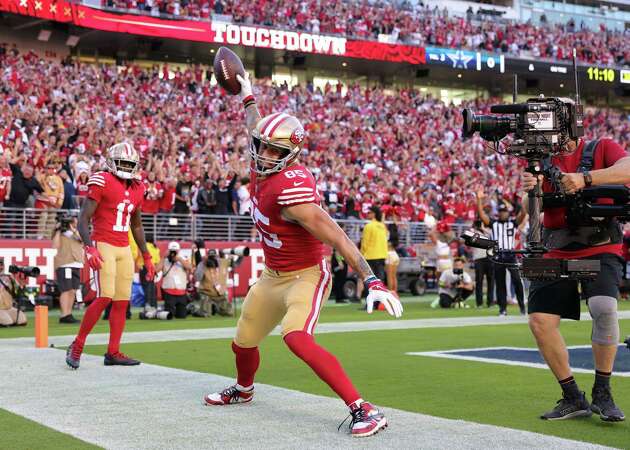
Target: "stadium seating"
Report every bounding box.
[101,0,629,66]
[1,48,628,224]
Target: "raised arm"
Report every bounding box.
[476,189,491,226]
[236,72,261,134]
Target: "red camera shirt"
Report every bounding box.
[542,138,628,259]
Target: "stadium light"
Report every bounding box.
[37,30,51,42]
[66,35,80,47]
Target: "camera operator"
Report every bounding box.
[193,249,233,317]
[476,190,527,315]
[436,257,474,308]
[522,137,630,422]
[0,258,27,326]
[52,214,83,324]
[156,242,192,319]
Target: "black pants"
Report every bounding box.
[529,253,623,320]
[439,289,473,308]
[163,292,188,319]
[474,257,494,307]
[140,267,157,308]
[332,266,348,302]
[494,258,524,313]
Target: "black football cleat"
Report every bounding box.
[104,352,141,366]
[591,385,625,422]
[540,391,592,420]
[59,314,79,324]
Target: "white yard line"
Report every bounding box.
[4,310,630,350]
[0,347,615,450]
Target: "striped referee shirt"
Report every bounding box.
[490,219,517,250]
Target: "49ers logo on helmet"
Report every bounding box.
[290,128,305,145]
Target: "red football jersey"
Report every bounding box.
[251,164,324,271]
[543,138,628,259]
[87,171,146,247]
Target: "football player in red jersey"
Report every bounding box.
[203,73,403,438]
[66,143,155,369]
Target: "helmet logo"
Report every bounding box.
[290,128,305,145]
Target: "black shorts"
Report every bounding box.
[528,253,623,320]
[56,267,81,293]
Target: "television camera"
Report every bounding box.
[461,50,630,280]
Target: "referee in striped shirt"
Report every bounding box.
[476,190,527,315]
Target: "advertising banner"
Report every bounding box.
[0,0,426,65]
[0,240,264,297]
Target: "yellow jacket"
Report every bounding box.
[360,220,388,260]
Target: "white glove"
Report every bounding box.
[236,72,253,99]
[365,276,403,318]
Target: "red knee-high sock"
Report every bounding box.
[107,300,129,355]
[284,331,361,406]
[76,297,111,346]
[232,341,259,388]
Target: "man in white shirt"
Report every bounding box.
[437,257,474,308]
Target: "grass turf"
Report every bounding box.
[82,319,630,449]
[2,295,630,339]
[0,408,98,450]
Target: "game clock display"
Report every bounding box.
[586,66,616,83]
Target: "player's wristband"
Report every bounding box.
[242,95,256,108]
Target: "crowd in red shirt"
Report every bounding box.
[102,0,629,67]
[1,47,628,226]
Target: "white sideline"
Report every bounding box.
[4,310,630,350]
[0,348,615,450]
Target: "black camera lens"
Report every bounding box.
[461,109,513,140]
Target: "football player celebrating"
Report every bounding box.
[203,73,403,438]
[66,143,155,369]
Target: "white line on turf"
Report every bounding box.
[4,310,630,350]
[407,345,630,377]
[0,348,615,450]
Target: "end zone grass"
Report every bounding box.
[0,408,97,450]
[83,319,630,449]
[3,296,630,339]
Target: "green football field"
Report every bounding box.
[2,295,630,449]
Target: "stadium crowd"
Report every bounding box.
[1,47,629,231]
[102,0,629,67]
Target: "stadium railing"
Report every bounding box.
[0,207,471,245]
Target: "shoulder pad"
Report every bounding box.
[87,172,108,187]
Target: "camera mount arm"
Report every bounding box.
[525,158,547,255]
